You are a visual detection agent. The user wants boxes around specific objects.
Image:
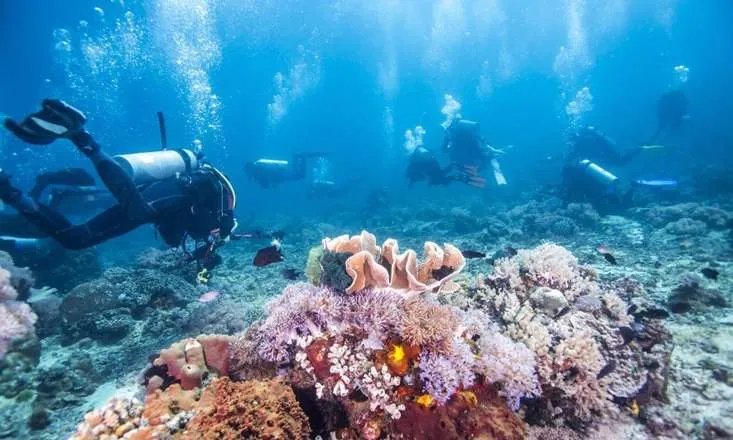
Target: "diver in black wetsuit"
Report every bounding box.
[0,100,237,280]
[442,116,507,187]
[649,88,689,145]
[244,153,326,189]
[405,147,475,188]
[0,168,110,267]
[561,126,643,213]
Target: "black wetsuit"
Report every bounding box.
[561,127,640,213]
[406,147,454,187]
[443,119,492,171]
[2,134,229,252]
[649,89,689,144]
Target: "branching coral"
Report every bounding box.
[476,332,540,410]
[418,339,476,405]
[469,243,671,427]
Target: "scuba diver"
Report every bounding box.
[0,168,112,268]
[648,88,689,145]
[244,153,327,189]
[560,125,673,214]
[406,146,486,188]
[0,99,238,282]
[442,116,507,187]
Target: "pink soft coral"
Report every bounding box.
[0,268,37,359]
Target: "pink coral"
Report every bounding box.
[476,332,541,410]
[0,268,37,359]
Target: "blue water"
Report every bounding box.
[0,0,731,252]
[2,1,731,212]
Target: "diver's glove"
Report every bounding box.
[4,99,87,145]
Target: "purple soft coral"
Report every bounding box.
[418,339,476,405]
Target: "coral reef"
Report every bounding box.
[635,203,732,230]
[232,276,538,434]
[468,243,673,427]
[31,225,709,440]
[0,258,37,360]
[668,275,728,313]
[59,267,199,343]
[146,334,232,392]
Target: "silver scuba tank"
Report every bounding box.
[578,159,619,187]
[114,149,199,184]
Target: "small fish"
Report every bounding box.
[633,307,670,320]
[596,245,617,265]
[281,268,301,280]
[461,249,486,259]
[489,246,518,264]
[618,326,636,345]
[645,360,661,371]
[253,242,284,267]
[198,291,221,303]
[597,360,617,380]
[701,268,719,280]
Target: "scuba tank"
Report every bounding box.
[114,149,199,184]
[578,159,619,187]
[254,159,289,169]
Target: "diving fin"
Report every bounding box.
[465,175,487,188]
[4,99,87,145]
[491,158,507,186]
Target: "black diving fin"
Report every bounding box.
[4,99,87,145]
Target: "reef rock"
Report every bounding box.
[668,277,728,313]
[59,268,198,342]
[529,287,569,316]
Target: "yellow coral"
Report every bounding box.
[416,394,435,408]
[387,343,407,375]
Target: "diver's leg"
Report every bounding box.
[292,154,307,181]
[1,171,146,250]
[69,131,154,221]
[41,205,143,250]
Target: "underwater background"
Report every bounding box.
[1,1,732,439]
